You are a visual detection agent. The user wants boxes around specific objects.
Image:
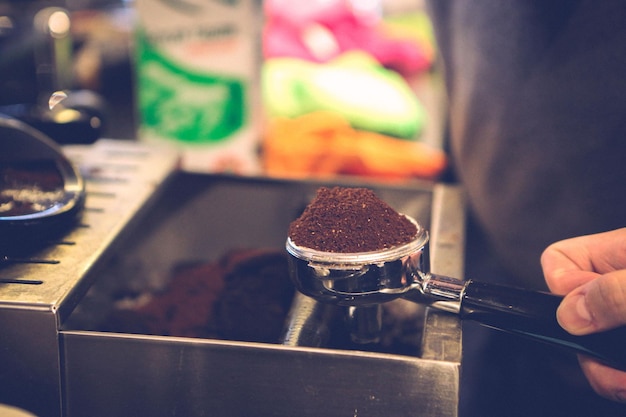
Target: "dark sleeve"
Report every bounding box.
[425,0,626,288]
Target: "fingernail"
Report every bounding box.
[616,390,626,403]
[558,293,593,332]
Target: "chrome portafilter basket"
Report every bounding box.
[286,220,429,307]
[286,215,626,370]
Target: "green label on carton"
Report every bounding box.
[136,31,246,143]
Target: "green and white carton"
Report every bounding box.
[135,0,260,173]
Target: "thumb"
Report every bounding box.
[557,270,626,335]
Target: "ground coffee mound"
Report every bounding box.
[0,160,65,216]
[288,186,417,252]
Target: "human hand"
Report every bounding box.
[541,228,626,403]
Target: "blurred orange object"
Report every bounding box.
[262,111,447,181]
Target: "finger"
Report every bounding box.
[542,229,626,277]
[540,243,599,294]
[544,267,599,295]
[578,355,626,403]
[557,270,626,334]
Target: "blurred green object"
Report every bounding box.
[262,52,426,140]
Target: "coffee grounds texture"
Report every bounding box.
[288,187,418,252]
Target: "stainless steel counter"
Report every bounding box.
[0,140,465,417]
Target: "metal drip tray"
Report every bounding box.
[61,174,465,416]
[1,140,465,417]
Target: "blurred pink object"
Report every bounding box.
[263,0,431,75]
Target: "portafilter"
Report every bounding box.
[0,114,86,255]
[286,215,626,371]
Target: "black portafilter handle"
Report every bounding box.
[429,277,626,371]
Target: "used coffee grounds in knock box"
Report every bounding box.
[288,187,417,253]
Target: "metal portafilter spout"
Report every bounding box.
[286,216,626,371]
